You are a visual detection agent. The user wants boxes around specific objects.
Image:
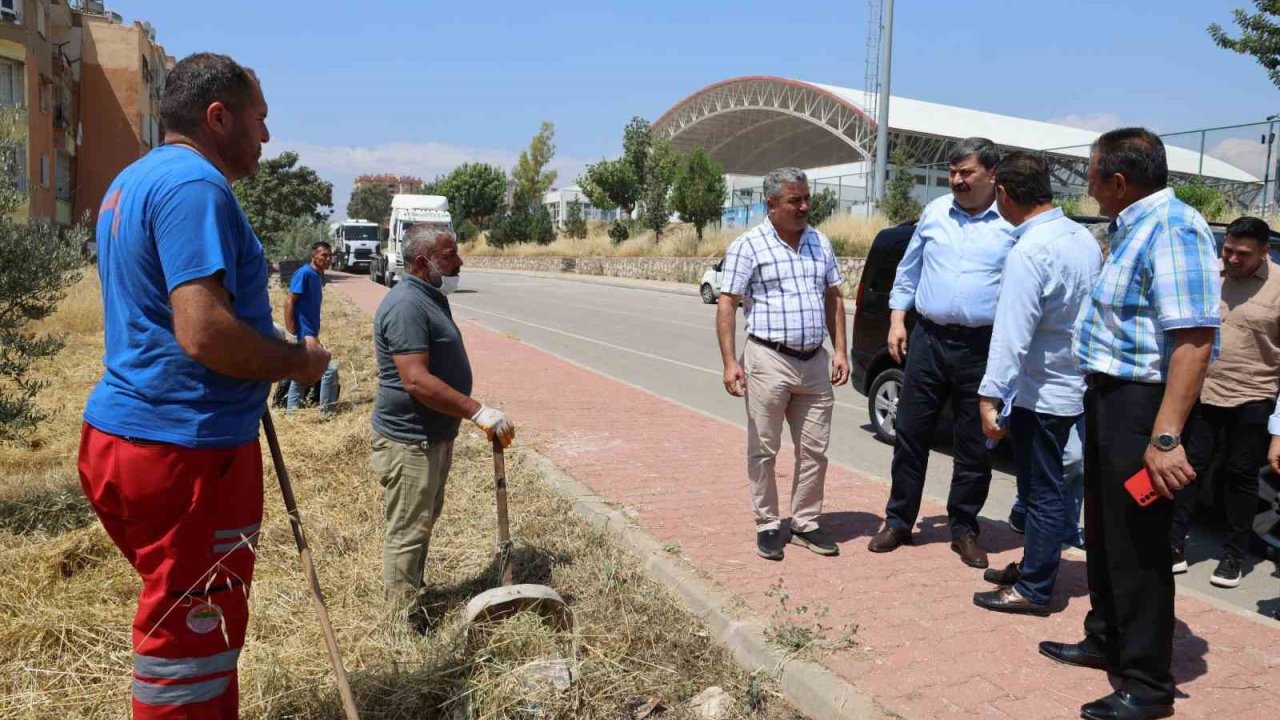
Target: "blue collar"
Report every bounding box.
[949,197,1000,221]
[1116,188,1174,233]
[1011,206,1065,239]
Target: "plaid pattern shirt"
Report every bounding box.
[721,219,843,352]
[1074,188,1221,382]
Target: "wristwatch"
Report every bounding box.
[1151,433,1181,452]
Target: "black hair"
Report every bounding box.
[159,53,256,136]
[1091,127,1168,191]
[994,151,1053,206]
[1224,216,1271,245]
[311,241,332,252]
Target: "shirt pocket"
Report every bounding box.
[1093,257,1144,310]
[1236,299,1279,335]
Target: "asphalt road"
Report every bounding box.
[338,268,1279,619]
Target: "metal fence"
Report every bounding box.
[720,119,1280,227]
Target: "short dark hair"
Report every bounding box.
[311,241,332,252]
[949,137,1000,170]
[1224,216,1271,245]
[159,53,257,136]
[1091,127,1167,191]
[994,151,1053,206]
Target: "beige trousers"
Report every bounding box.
[370,431,454,610]
[743,340,834,532]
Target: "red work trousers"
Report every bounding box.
[78,423,264,720]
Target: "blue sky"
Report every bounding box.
[114,0,1278,215]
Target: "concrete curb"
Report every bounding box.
[522,450,895,720]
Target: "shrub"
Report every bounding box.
[809,188,839,226]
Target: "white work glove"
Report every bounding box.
[471,404,516,448]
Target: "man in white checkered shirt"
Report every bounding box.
[716,167,849,561]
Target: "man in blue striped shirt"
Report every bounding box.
[868,138,1015,570]
[971,151,1101,616]
[718,167,849,562]
[1040,129,1219,720]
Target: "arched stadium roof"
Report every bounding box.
[652,76,1257,186]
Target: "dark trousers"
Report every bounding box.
[1081,377,1178,703]
[886,319,992,538]
[1011,407,1078,605]
[1170,399,1269,560]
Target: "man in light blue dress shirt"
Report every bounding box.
[868,138,1016,570]
[971,152,1101,616]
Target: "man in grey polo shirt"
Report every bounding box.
[371,225,515,621]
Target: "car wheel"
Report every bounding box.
[700,283,717,304]
[867,368,903,444]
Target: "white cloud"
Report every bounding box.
[1046,112,1125,133]
[1206,136,1272,179]
[272,139,591,217]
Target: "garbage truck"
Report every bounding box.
[329,218,381,272]
[369,194,453,287]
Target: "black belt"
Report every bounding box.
[748,334,821,361]
[918,317,992,339]
[1085,374,1165,390]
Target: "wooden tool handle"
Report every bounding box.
[493,438,514,586]
[263,411,361,720]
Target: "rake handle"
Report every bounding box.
[262,411,361,720]
[493,437,514,586]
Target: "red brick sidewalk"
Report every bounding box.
[334,276,1280,719]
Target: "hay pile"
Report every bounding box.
[0,274,801,719]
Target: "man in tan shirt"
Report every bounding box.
[1170,216,1278,588]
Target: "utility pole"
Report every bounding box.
[871,0,895,204]
[1265,113,1279,216]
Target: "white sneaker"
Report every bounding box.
[1171,546,1188,574]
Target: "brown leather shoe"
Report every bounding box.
[867,525,912,553]
[951,533,989,568]
[973,585,1051,616]
[983,562,1020,585]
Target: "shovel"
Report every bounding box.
[464,438,571,630]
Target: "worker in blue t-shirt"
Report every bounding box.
[283,241,340,414]
[78,53,330,720]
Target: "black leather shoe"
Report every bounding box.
[1038,640,1107,670]
[867,525,912,553]
[1080,691,1173,720]
[951,533,989,568]
[973,585,1051,616]
[756,529,784,561]
[983,562,1020,585]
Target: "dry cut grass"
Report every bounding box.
[462,213,888,259]
[0,274,802,719]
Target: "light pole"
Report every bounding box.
[1265,113,1279,216]
[871,0,895,205]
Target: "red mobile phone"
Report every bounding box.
[1124,468,1160,507]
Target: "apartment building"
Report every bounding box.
[0,1,169,225]
[354,173,424,196]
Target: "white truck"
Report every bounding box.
[329,218,381,272]
[369,194,454,287]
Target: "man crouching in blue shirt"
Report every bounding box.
[973,151,1101,615]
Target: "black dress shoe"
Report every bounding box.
[951,533,989,568]
[756,529,784,561]
[973,585,1051,616]
[1080,691,1173,720]
[983,562,1020,585]
[867,525,912,553]
[1038,640,1107,670]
